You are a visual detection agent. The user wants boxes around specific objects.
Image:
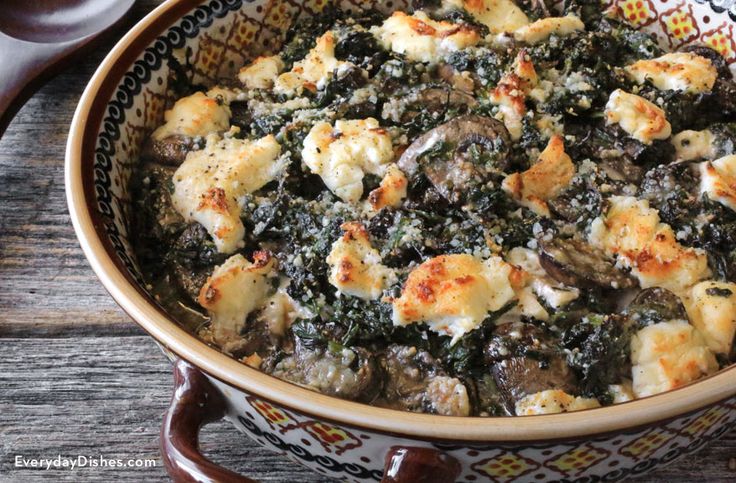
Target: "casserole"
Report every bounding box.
[66,0,736,480]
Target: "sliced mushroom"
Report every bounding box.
[436,64,477,92]
[397,115,511,204]
[226,315,277,362]
[598,156,644,184]
[548,184,603,223]
[381,345,438,402]
[484,322,578,413]
[130,162,186,244]
[141,135,196,166]
[491,357,578,414]
[624,287,688,327]
[168,223,228,302]
[539,238,636,289]
[383,86,478,128]
[273,340,382,403]
[379,344,471,416]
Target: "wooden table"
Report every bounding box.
[0,1,734,481]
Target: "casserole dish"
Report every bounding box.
[66,0,736,481]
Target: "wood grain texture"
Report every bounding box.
[0,337,325,482]
[0,0,733,481]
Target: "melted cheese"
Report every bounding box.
[515,286,549,321]
[238,55,285,89]
[489,50,537,140]
[326,222,396,300]
[302,118,394,203]
[513,15,585,44]
[392,254,517,343]
[605,89,672,144]
[445,0,529,33]
[631,319,718,398]
[152,92,231,140]
[687,281,736,355]
[502,135,576,216]
[589,196,709,294]
[589,196,660,259]
[515,390,600,416]
[198,252,275,345]
[700,154,736,211]
[507,247,579,315]
[608,382,635,403]
[371,11,480,63]
[625,52,717,94]
[274,32,350,96]
[425,376,471,416]
[672,129,715,161]
[630,226,711,294]
[206,86,244,105]
[260,280,314,337]
[172,135,283,253]
[367,164,408,212]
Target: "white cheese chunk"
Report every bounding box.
[630,226,711,295]
[687,280,736,355]
[367,164,408,212]
[605,89,672,144]
[444,0,529,33]
[489,50,537,140]
[506,247,579,312]
[502,135,576,216]
[301,118,394,203]
[198,252,275,346]
[370,11,480,63]
[513,15,585,44]
[672,129,715,161]
[531,279,580,308]
[152,91,231,140]
[631,319,718,398]
[425,376,471,416]
[206,86,245,105]
[326,222,396,300]
[238,55,285,89]
[506,246,546,278]
[589,196,660,259]
[260,280,314,337]
[589,196,709,294]
[171,134,283,253]
[274,32,350,96]
[625,52,718,94]
[700,154,736,212]
[515,389,600,416]
[608,382,635,403]
[392,254,517,343]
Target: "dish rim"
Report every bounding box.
[65,0,736,441]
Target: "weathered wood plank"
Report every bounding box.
[0,336,733,482]
[0,336,326,482]
[0,3,162,338]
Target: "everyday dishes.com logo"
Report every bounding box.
[14,455,157,470]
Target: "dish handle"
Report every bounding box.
[161,359,461,482]
[161,359,254,483]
